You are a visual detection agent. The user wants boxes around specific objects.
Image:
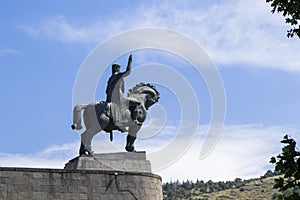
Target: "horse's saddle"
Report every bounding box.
[94,100,143,132]
[94,101,121,131]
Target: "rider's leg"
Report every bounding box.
[111,103,122,127]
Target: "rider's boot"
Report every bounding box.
[125,135,136,152]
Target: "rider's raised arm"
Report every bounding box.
[123,54,132,77]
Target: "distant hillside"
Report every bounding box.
[163,170,281,199]
[191,176,280,200]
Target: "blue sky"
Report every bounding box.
[1,0,300,182]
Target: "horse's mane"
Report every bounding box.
[127,82,160,102]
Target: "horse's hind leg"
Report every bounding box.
[79,104,101,155]
[80,128,99,155]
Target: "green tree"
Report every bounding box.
[266,0,300,38]
[270,135,300,199]
[234,178,244,188]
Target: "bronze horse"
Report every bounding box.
[71,83,159,155]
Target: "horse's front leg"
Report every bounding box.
[125,124,141,152]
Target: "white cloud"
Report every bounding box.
[133,0,300,72]
[1,124,299,183]
[18,15,104,43]
[0,142,78,169]
[18,0,300,72]
[158,124,300,182]
[0,48,21,57]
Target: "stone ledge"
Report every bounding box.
[64,151,152,173]
[0,167,161,180]
[93,151,147,160]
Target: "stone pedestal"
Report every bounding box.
[0,167,162,200]
[0,152,163,199]
[64,151,152,173]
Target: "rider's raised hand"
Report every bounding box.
[128,54,132,62]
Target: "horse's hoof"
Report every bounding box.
[80,149,93,156]
[84,150,93,156]
[125,146,135,152]
[79,143,93,156]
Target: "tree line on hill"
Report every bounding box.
[163,134,300,199]
[162,170,279,199]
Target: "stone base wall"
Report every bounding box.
[0,167,162,200]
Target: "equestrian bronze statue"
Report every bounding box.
[71,55,160,155]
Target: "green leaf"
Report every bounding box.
[274,177,284,189]
[270,157,277,163]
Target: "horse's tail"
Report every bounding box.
[71,104,88,130]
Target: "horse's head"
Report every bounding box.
[144,93,159,110]
[127,83,160,110]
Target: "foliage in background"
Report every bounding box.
[270,135,300,199]
[162,170,278,199]
[266,0,300,38]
